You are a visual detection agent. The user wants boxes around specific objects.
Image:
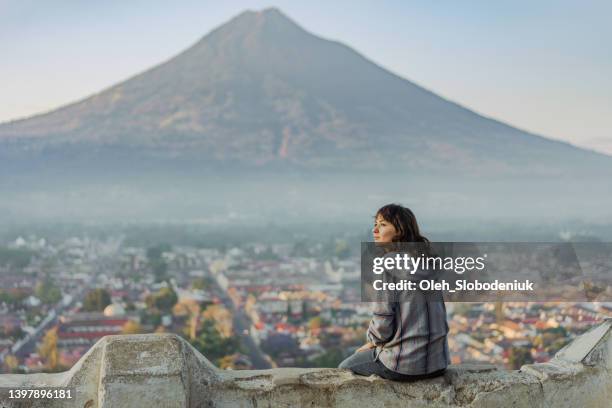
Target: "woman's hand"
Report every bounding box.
[355,342,376,353]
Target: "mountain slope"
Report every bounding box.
[0,8,609,175]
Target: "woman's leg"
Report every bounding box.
[339,350,447,381]
[338,349,388,377]
[378,367,447,382]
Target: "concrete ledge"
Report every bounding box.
[1,319,610,407]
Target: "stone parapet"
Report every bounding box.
[1,318,610,407]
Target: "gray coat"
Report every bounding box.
[366,254,450,375]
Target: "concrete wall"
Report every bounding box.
[0,318,610,408]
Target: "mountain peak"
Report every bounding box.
[243,7,285,17]
[234,7,295,24]
[202,7,307,46]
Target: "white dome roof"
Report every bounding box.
[103,303,126,317]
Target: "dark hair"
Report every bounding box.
[375,204,429,243]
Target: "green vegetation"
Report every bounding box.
[145,286,178,313]
[0,325,24,341]
[2,355,20,373]
[334,239,350,259]
[0,289,27,307]
[146,243,171,282]
[307,348,345,368]
[188,319,239,366]
[192,277,213,290]
[121,320,143,335]
[0,247,35,269]
[35,277,62,305]
[508,346,534,369]
[140,310,162,327]
[82,288,111,312]
[146,243,172,261]
[38,327,67,372]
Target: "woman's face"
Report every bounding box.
[373,214,398,243]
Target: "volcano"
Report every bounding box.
[1,8,609,176]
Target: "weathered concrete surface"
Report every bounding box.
[1,318,610,408]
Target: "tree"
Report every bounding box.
[244,294,256,314]
[320,331,343,349]
[202,305,232,337]
[309,348,345,368]
[156,287,178,312]
[308,316,322,331]
[152,260,169,282]
[192,277,211,290]
[548,338,567,354]
[533,334,543,348]
[146,244,171,282]
[189,319,238,365]
[260,334,299,359]
[82,288,111,312]
[146,243,172,261]
[121,320,143,335]
[218,353,251,370]
[35,278,62,305]
[174,300,201,341]
[286,302,293,318]
[3,354,19,373]
[308,316,323,332]
[0,247,34,269]
[39,327,59,371]
[508,346,533,369]
[302,300,310,320]
[494,301,505,324]
[146,286,178,313]
[0,289,27,308]
[218,354,236,370]
[335,239,350,259]
[1,325,24,341]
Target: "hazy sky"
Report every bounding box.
[1,0,611,154]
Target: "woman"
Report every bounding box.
[338,204,450,381]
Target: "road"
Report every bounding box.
[213,277,272,369]
[13,286,86,359]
